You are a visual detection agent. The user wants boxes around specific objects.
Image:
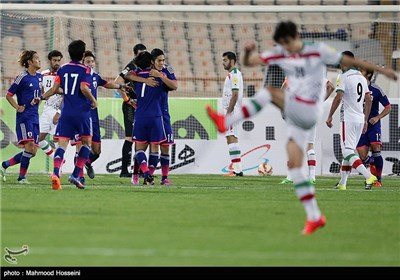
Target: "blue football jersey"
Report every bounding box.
[133,69,163,118]
[159,64,177,117]
[55,61,93,118]
[89,70,107,122]
[368,83,391,128]
[7,70,42,124]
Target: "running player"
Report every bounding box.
[1,50,42,184]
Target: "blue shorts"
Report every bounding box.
[16,121,39,147]
[357,125,381,149]
[55,115,92,141]
[161,115,174,146]
[91,121,101,144]
[132,116,166,144]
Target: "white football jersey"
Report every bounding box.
[336,68,370,123]
[260,41,342,106]
[222,68,243,111]
[41,69,63,111]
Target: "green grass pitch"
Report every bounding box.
[1,174,399,267]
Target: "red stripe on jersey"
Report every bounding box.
[294,95,316,105]
[384,104,392,108]
[300,193,315,202]
[227,73,231,79]
[231,158,241,163]
[6,91,14,96]
[81,81,90,87]
[54,75,61,84]
[103,81,109,88]
[242,106,250,118]
[261,52,321,64]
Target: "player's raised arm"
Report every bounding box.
[342,56,398,81]
[242,41,263,67]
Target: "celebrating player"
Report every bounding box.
[128,51,165,185]
[134,48,178,186]
[82,50,131,180]
[39,40,97,190]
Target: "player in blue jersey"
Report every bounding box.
[130,48,178,185]
[78,50,131,181]
[1,50,42,184]
[356,68,391,187]
[39,40,97,190]
[128,51,166,185]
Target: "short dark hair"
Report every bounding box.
[222,51,236,63]
[151,48,164,60]
[342,50,355,58]
[68,40,86,61]
[133,43,147,56]
[47,50,63,60]
[84,50,95,60]
[135,51,153,69]
[273,21,298,43]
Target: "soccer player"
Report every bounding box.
[356,67,391,187]
[128,51,166,185]
[326,51,378,190]
[280,78,335,184]
[0,50,42,184]
[39,50,63,158]
[39,40,97,190]
[221,51,244,177]
[82,50,131,180]
[206,21,397,235]
[133,48,178,185]
[115,43,147,178]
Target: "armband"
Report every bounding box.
[123,95,129,102]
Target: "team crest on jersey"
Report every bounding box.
[233,77,239,85]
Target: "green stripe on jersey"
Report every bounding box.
[229,150,241,155]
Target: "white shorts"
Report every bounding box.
[224,108,239,138]
[39,107,58,135]
[341,121,363,150]
[284,95,321,130]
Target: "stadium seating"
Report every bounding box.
[1,0,395,96]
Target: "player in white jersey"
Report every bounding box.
[222,51,244,176]
[39,50,63,158]
[280,78,335,185]
[326,51,376,190]
[207,21,397,235]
